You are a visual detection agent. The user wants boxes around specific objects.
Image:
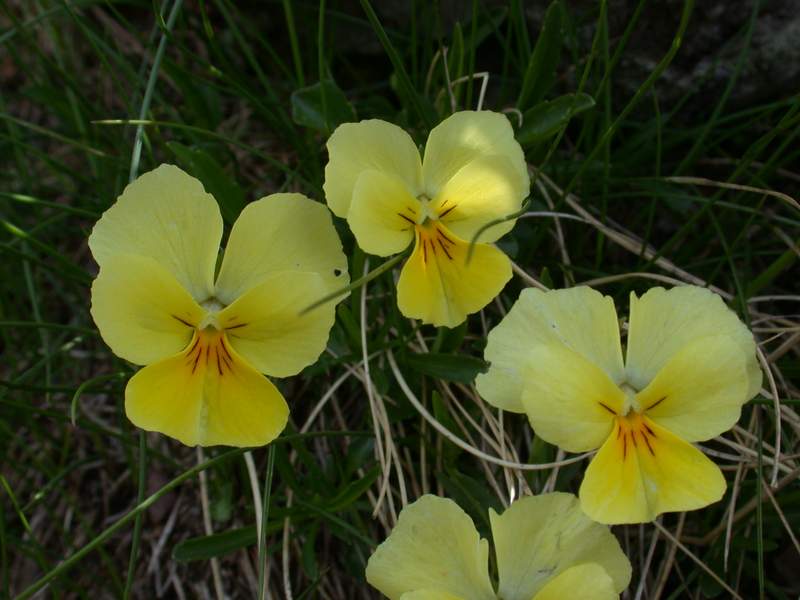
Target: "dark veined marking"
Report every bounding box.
[186,336,200,354]
[172,314,193,327]
[437,238,453,260]
[191,347,204,374]
[438,204,457,218]
[642,431,656,456]
[598,401,616,415]
[398,213,416,226]
[216,351,224,376]
[622,432,628,460]
[648,396,667,410]
[226,322,248,330]
[616,423,622,440]
[630,431,638,448]
[422,237,429,264]
[437,228,455,245]
[643,422,657,438]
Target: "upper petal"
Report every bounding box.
[635,335,752,441]
[365,495,495,600]
[323,119,423,218]
[125,330,289,447]
[90,253,205,365]
[214,193,348,305]
[89,164,222,301]
[491,493,631,600]
[532,563,618,600]
[396,225,511,328]
[579,416,726,524]
[625,286,762,399]
[520,344,625,452]
[217,271,336,378]
[476,287,625,413]
[347,170,420,257]
[421,111,528,199]
[430,154,527,243]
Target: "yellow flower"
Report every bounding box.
[477,285,762,524]
[323,111,529,328]
[366,492,631,600]
[89,164,348,447]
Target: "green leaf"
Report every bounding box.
[517,93,595,147]
[404,352,489,383]
[291,80,356,134]
[173,526,255,562]
[517,0,564,109]
[166,142,246,224]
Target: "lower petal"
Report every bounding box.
[396,225,511,328]
[580,416,726,524]
[533,563,617,600]
[400,592,465,600]
[125,331,288,447]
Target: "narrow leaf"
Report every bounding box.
[517,93,595,147]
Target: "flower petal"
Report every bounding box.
[217,271,335,378]
[90,253,205,365]
[421,111,528,199]
[431,154,526,243]
[324,119,423,218]
[520,344,625,452]
[636,335,753,441]
[396,225,511,328]
[214,193,348,305]
[400,591,465,600]
[89,164,222,301]
[365,495,495,600]
[625,286,761,399]
[579,416,726,524]
[491,493,631,600]
[476,287,625,413]
[347,170,419,256]
[125,330,288,447]
[532,563,618,600]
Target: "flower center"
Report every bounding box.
[615,412,658,461]
[619,382,641,415]
[185,327,235,376]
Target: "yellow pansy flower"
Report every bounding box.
[476,285,762,524]
[89,164,348,447]
[366,492,631,600]
[323,111,529,328]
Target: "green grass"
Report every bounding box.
[1,1,799,598]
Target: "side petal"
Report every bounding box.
[214,193,348,305]
[580,417,726,525]
[636,335,752,441]
[476,287,625,413]
[520,344,625,452]
[532,564,618,600]
[396,226,511,328]
[217,271,335,378]
[125,332,288,447]
[431,154,526,243]
[422,111,528,199]
[625,286,762,399]
[365,495,495,600]
[90,254,205,365]
[324,119,423,218]
[491,493,631,600]
[89,164,222,301]
[347,170,419,257]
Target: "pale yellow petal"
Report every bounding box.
[491,493,630,600]
[625,286,761,399]
[324,119,423,217]
[90,254,205,365]
[396,225,511,328]
[89,164,222,301]
[532,563,618,600]
[422,111,528,199]
[217,271,335,378]
[580,416,726,525]
[476,287,625,413]
[430,154,526,243]
[520,344,624,452]
[347,170,419,256]
[214,193,348,305]
[400,591,465,600]
[636,335,752,441]
[365,495,495,600]
[125,329,288,447]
